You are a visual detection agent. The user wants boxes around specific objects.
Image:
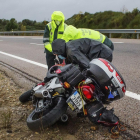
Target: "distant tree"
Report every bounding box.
[5,18,18,31]
[0,19,9,31]
[127,14,140,29]
[43,20,48,25]
[34,22,46,30]
[79,11,83,14]
[0,19,2,24]
[75,11,84,21]
[0,19,9,26]
[22,19,36,26]
[120,6,128,13]
[132,8,139,16]
[21,25,26,31]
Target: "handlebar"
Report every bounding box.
[46,65,61,78]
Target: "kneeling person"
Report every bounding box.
[52,38,113,70]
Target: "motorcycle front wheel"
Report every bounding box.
[19,89,33,103]
[27,97,68,132]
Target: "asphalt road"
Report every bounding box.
[0,36,140,94]
[0,36,140,138]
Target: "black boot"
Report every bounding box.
[97,108,119,126]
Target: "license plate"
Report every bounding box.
[70,91,86,110]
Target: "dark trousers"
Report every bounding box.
[45,48,63,70]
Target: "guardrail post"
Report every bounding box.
[109,33,111,38]
[137,33,139,39]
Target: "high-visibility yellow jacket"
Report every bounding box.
[62,25,105,42]
[43,11,67,52]
[62,25,114,50]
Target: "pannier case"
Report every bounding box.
[88,58,126,101]
[56,64,85,86]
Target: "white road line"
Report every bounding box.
[113,42,124,43]
[0,50,140,101]
[0,51,48,69]
[30,43,44,45]
[125,91,140,100]
[30,43,37,45]
[0,37,25,39]
[36,44,44,45]
[32,38,42,39]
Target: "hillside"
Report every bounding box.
[0,8,140,38]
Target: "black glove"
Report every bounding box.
[43,76,51,83]
[81,69,88,78]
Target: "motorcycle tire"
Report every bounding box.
[19,89,32,103]
[27,97,68,132]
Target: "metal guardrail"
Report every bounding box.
[0,29,140,39]
[96,29,140,39]
[0,30,44,36]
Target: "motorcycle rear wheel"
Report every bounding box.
[27,97,67,132]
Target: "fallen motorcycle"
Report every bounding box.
[19,58,126,132]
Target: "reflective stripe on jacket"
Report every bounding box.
[47,22,67,43]
[77,29,105,43]
[44,22,67,52]
[62,25,105,43]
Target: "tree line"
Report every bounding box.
[0,19,48,32]
[65,8,140,38]
[0,8,140,38]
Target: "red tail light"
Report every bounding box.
[122,86,126,93]
[82,85,95,99]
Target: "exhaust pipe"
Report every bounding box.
[34,90,50,98]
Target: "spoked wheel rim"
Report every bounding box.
[27,97,68,131]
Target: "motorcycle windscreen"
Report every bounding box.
[88,58,126,101]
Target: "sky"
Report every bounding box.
[0,0,140,22]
